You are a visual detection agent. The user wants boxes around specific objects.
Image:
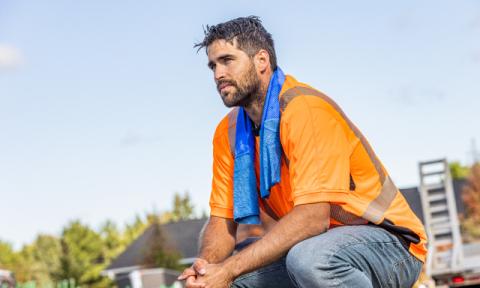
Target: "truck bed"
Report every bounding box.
[463,242,480,271]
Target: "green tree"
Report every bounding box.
[0,241,42,283]
[99,220,125,263]
[14,244,48,284]
[0,240,59,285]
[450,161,470,179]
[0,240,18,270]
[170,191,195,222]
[10,235,63,286]
[146,209,161,226]
[32,234,62,281]
[59,220,112,287]
[123,214,148,245]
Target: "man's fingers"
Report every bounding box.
[178,267,196,280]
[185,275,205,288]
[178,268,194,280]
[179,258,209,280]
[192,258,209,275]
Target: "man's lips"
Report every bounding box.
[220,85,231,92]
[218,82,234,91]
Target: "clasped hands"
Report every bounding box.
[178,258,235,288]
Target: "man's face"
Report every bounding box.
[207,39,260,107]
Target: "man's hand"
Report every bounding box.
[180,217,237,288]
[178,258,209,288]
[222,203,330,279]
[196,263,235,288]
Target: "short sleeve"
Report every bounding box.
[209,118,235,219]
[281,95,350,206]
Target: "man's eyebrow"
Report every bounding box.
[218,54,235,61]
[207,54,236,69]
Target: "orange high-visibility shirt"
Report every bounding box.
[209,75,427,263]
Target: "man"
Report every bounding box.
[179,16,426,288]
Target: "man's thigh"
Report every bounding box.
[285,225,422,288]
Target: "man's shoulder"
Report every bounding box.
[281,75,338,116]
[280,75,350,130]
[213,108,238,140]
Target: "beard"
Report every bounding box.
[217,63,261,108]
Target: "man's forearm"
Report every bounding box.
[198,216,237,263]
[223,203,330,278]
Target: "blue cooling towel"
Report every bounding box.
[233,68,285,224]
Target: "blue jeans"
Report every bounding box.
[231,225,422,288]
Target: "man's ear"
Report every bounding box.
[253,49,270,74]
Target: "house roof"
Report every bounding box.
[400,178,466,223]
[106,218,207,271]
[400,186,424,222]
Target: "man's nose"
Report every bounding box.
[214,65,226,81]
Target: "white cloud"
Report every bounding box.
[0,44,23,69]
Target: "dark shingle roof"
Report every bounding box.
[160,218,207,258]
[400,178,466,223]
[106,218,207,271]
[400,186,424,222]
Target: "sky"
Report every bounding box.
[1,0,479,249]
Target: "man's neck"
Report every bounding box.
[243,73,272,126]
[243,97,264,127]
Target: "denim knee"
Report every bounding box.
[286,240,339,287]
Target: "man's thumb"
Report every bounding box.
[193,258,208,275]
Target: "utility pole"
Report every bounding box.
[468,138,480,165]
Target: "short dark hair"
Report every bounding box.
[194,16,277,71]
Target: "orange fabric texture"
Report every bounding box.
[209,75,427,263]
